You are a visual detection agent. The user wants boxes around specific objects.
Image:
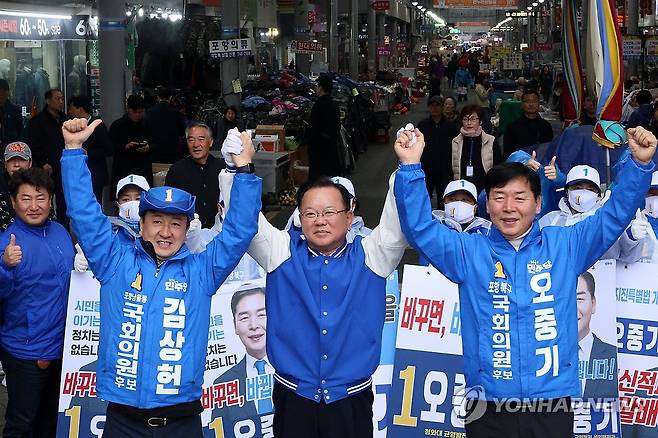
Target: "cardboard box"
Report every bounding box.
[256,125,285,152]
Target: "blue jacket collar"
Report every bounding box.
[12,216,52,235]
[136,238,191,265]
[488,220,541,251]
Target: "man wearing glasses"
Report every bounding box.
[218,129,408,437]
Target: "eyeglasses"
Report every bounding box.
[300,208,348,221]
[463,116,480,122]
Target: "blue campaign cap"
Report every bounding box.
[139,186,196,221]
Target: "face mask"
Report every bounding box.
[568,189,598,213]
[646,196,658,218]
[445,201,475,225]
[119,200,141,223]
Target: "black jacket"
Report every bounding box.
[82,117,112,190]
[503,114,554,158]
[109,114,153,189]
[26,108,67,181]
[417,116,459,178]
[308,94,342,180]
[144,102,186,164]
[164,154,225,228]
[0,100,23,145]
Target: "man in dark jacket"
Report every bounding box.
[144,86,186,164]
[68,95,112,204]
[417,96,459,208]
[109,95,153,199]
[0,167,74,437]
[308,75,342,181]
[26,88,68,226]
[628,101,657,130]
[0,79,22,146]
[503,90,554,157]
[165,122,224,228]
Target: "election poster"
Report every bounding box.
[616,262,658,438]
[57,269,400,438]
[388,263,620,437]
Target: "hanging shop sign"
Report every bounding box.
[506,10,529,17]
[647,37,658,61]
[439,0,518,8]
[209,38,253,59]
[534,42,553,51]
[377,46,392,56]
[2,15,88,41]
[371,0,391,10]
[290,40,324,54]
[622,36,641,60]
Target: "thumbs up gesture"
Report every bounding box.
[62,118,103,150]
[3,234,22,267]
[629,209,650,241]
[526,150,541,172]
[544,156,558,181]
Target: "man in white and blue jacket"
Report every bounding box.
[219,128,408,437]
[60,118,261,437]
[393,126,657,437]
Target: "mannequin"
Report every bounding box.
[0,59,10,80]
[66,55,87,97]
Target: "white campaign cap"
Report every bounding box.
[651,170,658,188]
[116,174,151,197]
[566,165,601,191]
[331,176,356,198]
[444,179,477,201]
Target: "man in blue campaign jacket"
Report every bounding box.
[60,118,261,437]
[218,129,408,437]
[393,126,657,437]
[0,167,74,437]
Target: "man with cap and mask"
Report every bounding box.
[283,176,372,242]
[60,118,262,437]
[540,164,644,262]
[73,174,150,271]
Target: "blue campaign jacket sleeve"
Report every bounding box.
[0,234,13,300]
[198,173,262,293]
[394,163,468,283]
[61,149,123,283]
[565,155,655,274]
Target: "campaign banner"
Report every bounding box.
[57,268,400,438]
[616,262,658,438]
[388,263,620,437]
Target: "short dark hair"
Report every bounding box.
[156,86,172,100]
[225,105,238,116]
[317,74,333,93]
[521,89,540,101]
[637,89,653,106]
[579,271,596,298]
[230,288,265,322]
[126,95,145,111]
[485,162,541,200]
[68,95,91,114]
[296,176,351,211]
[45,88,62,101]
[460,104,483,120]
[444,96,457,106]
[584,95,597,105]
[0,79,9,91]
[9,168,54,198]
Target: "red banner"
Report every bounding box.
[371,0,390,10]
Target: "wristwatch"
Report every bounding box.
[234,163,255,174]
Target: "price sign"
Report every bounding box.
[9,15,88,40]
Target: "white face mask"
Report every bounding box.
[646,196,658,218]
[445,201,475,225]
[118,200,141,222]
[568,189,598,213]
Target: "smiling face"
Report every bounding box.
[486,177,541,240]
[186,126,213,164]
[233,291,267,359]
[576,276,595,341]
[11,183,52,226]
[139,211,187,260]
[299,186,353,255]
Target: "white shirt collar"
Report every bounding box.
[245,353,273,379]
[579,331,594,361]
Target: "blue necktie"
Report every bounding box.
[254,359,273,414]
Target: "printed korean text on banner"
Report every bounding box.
[616,262,658,438]
[58,268,400,438]
[209,38,253,59]
[387,264,621,437]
